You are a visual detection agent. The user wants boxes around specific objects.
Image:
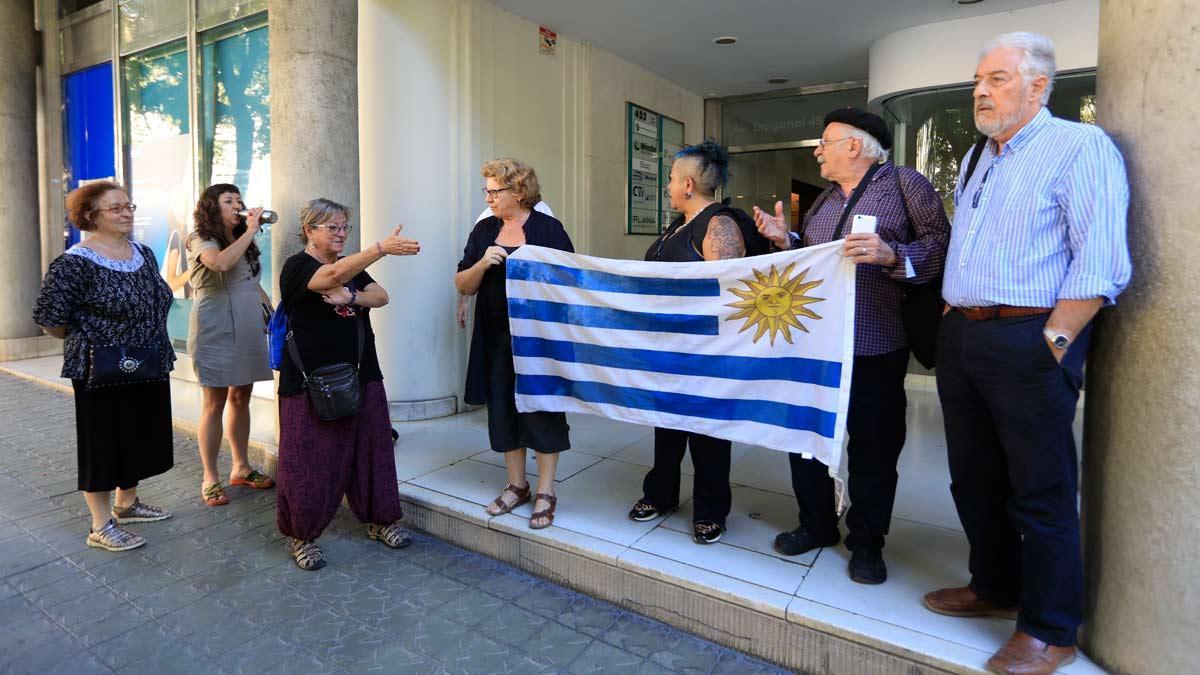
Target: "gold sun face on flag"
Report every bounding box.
[725,263,825,345]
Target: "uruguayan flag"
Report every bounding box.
[505,240,855,468]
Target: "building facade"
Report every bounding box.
[0,0,1195,671]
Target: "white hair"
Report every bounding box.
[845,127,889,163]
[981,31,1057,104]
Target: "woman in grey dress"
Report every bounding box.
[187,184,275,506]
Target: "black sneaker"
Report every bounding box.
[848,548,887,585]
[773,525,840,556]
[693,520,725,544]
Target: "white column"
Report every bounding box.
[357,0,478,419]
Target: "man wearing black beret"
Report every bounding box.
[755,107,950,584]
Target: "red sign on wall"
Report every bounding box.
[539,25,557,56]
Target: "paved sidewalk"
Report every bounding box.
[0,373,788,674]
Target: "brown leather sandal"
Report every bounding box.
[529,493,557,530]
[486,483,531,516]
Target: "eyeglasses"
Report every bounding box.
[817,137,854,148]
[95,203,137,214]
[312,223,353,235]
[482,187,511,199]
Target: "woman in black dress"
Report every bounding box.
[456,158,572,529]
[33,181,175,552]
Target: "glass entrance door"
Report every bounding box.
[725,147,825,230]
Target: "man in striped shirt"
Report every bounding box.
[922,33,1131,675]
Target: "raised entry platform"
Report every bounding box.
[0,356,1105,673]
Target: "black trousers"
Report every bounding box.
[790,348,910,552]
[936,311,1090,647]
[641,428,732,525]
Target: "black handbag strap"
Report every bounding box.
[892,165,916,241]
[962,135,989,190]
[830,161,883,241]
[287,310,365,380]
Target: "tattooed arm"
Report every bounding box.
[701,215,746,261]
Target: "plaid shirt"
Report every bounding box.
[796,163,950,356]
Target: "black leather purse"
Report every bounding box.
[892,168,943,370]
[287,316,364,421]
[86,344,167,390]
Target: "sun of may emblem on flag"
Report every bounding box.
[724,263,825,345]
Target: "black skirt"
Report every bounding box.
[72,379,175,492]
[484,315,570,454]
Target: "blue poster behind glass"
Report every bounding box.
[62,63,116,248]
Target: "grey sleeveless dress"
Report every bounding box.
[186,236,273,386]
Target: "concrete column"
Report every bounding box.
[357,0,473,420]
[268,0,361,299]
[1083,2,1200,673]
[0,1,49,359]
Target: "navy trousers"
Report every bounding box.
[789,348,910,552]
[936,311,1090,647]
[641,428,732,526]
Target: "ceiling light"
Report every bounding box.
[955,0,985,4]
[713,36,737,45]
[767,77,789,85]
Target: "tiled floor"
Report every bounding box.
[1,356,1104,673]
[0,372,787,674]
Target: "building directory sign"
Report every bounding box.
[627,103,684,235]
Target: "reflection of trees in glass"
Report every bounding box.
[915,104,977,217]
[1079,95,1096,125]
[201,26,270,191]
[123,47,189,143]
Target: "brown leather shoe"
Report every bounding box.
[986,631,1076,674]
[923,586,1019,620]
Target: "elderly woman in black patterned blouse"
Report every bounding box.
[33,181,175,552]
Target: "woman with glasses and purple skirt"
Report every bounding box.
[33,182,175,552]
[275,198,421,570]
[187,184,276,508]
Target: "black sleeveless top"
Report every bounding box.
[644,203,767,262]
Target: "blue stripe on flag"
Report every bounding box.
[517,374,838,438]
[507,258,720,296]
[508,299,718,336]
[511,336,842,388]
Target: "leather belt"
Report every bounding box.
[952,305,1052,321]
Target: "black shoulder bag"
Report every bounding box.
[896,136,987,369]
[287,316,365,421]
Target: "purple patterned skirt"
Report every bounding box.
[276,380,403,541]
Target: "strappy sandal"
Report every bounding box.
[202,483,230,507]
[290,538,326,571]
[87,519,146,552]
[529,493,557,530]
[367,521,413,549]
[229,469,275,489]
[486,483,531,516]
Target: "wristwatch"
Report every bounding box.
[1043,327,1071,350]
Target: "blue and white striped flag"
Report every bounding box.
[505,240,856,468]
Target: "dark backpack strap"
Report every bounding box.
[962,135,989,189]
[891,165,916,241]
[691,204,770,257]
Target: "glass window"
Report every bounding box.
[119,0,187,54]
[721,87,867,149]
[60,8,113,74]
[883,73,1097,219]
[196,0,267,31]
[63,62,116,248]
[199,17,271,292]
[123,40,193,350]
[61,0,105,16]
